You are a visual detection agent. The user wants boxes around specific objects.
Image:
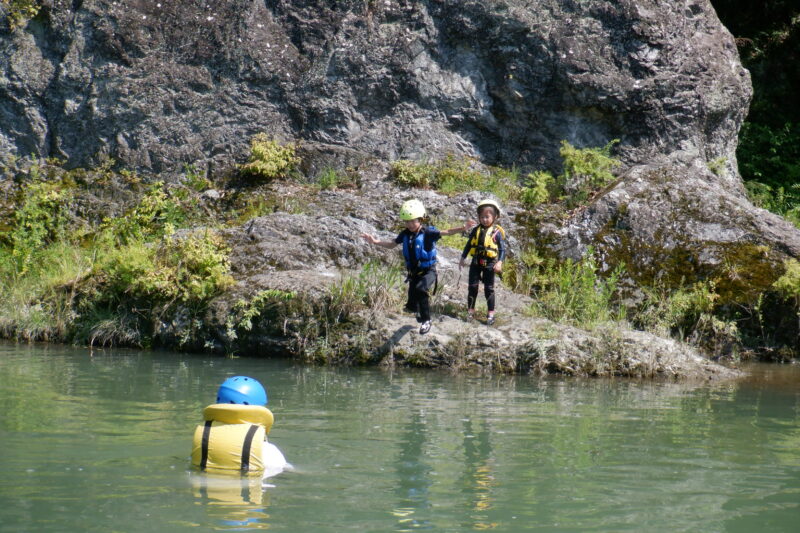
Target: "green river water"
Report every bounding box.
[0,342,798,532]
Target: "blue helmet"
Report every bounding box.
[216,376,268,406]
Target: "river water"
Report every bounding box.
[0,342,798,532]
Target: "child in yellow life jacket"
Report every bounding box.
[362,198,476,335]
[459,199,506,325]
[192,376,288,479]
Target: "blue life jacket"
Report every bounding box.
[402,227,437,271]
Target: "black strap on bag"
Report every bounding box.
[240,424,260,473]
[200,420,213,470]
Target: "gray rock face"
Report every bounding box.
[1,0,749,180]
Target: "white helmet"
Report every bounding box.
[477,198,501,216]
[399,199,426,221]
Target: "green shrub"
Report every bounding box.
[0,241,91,341]
[529,248,626,326]
[521,171,555,207]
[738,121,800,184]
[315,167,359,191]
[559,139,620,206]
[744,181,800,227]
[2,0,41,29]
[634,280,740,356]
[504,246,546,296]
[10,181,72,275]
[317,168,339,190]
[238,134,301,182]
[433,155,485,195]
[225,289,296,344]
[390,159,432,188]
[437,218,470,250]
[773,258,800,304]
[327,260,404,321]
[102,182,187,245]
[182,164,212,192]
[97,229,233,304]
[706,157,727,177]
[390,155,520,201]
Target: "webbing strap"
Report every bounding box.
[200,420,212,470]
[240,424,260,472]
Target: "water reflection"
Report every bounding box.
[190,474,271,530]
[393,409,433,531]
[460,418,497,530]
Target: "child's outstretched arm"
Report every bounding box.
[440,219,477,236]
[361,232,398,249]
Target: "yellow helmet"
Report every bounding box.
[477,198,501,216]
[399,199,426,221]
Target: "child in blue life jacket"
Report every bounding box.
[459,199,506,325]
[192,376,288,479]
[361,198,476,334]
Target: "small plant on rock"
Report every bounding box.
[238,134,301,182]
[559,139,620,207]
[521,170,555,207]
[390,159,432,188]
[2,0,41,29]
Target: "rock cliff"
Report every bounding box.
[2,0,749,179]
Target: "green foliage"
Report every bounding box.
[706,157,728,177]
[430,155,485,196]
[101,182,187,244]
[326,260,404,321]
[503,246,546,296]
[2,0,41,29]
[97,229,233,304]
[182,164,212,192]
[10,181,72,275]
[238,134,301,182]
[528,248,626,327]
[558,139,620,207]
[636,281,718,337]
[635,280,740,356]
[390,155,520,201]
[390,159,432,188]
[436,218,469,250]
[773,258,800,302]
[739,122,800,184]
[0,242,91,342]
[225,289,296,343]
[745,181,800,226]
[317,168,340,190]
[521,171,555,207]
[314,167,359,190]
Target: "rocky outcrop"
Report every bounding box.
[165,177,737,380]
[2,0,748,181]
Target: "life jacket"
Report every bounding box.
[402,227,437,271]
[191,404,274,475]
[467,224,505,260]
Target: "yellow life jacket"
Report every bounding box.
[467,224,505,260]
[191,404,274,475]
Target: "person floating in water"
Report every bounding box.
[362,198,476,335]
[459,199,506,326]
[191,376,288,479]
